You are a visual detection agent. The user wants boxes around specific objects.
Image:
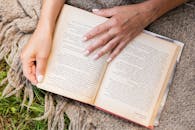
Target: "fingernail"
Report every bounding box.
[37,75,43,83]
[83,50,90,56]
[93,54,99,60]
[106,57,112,63]
[83,36,87,41]
[92,9,100,12]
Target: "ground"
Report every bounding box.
[0,60,70,129]
[0,1,194,130]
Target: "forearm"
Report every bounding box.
[138,0,187,25]
[37,0,65,33]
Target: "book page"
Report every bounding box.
[37,5,108,104]
[95,33,179,126]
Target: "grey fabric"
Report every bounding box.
[147,3,195,130]
[66,0,145,11]
[66,0,132,11]
[0,0,194,130]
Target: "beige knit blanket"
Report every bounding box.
[0,0,194,130]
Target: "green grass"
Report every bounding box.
[0,60,70,130]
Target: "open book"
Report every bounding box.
[37,4,183,129]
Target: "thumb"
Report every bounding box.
[36,57,48,83]
[92,7,116,17]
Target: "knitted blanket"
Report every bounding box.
[0,0,194,130]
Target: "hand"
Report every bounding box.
[20,26,53,85]
[83,4,154,62]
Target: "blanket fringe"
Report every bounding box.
[0,0,104,129]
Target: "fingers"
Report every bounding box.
[107,42,126,62]
[83,5,144,62]
[84,7,119,41]
[84,32,114,56]
[36,56,48,83]
[84,19,112,41]
[84,16,122,41]
[21,53,48,84]
[93,36,122,60]
[107,35,134,62]
[92,7,117,17]
[21,59,37,85]
[84,18,125,56]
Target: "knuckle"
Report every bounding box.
[87,32,94,38]
[99,39,105,44]
[95,26,101,33]
[110,42,117,48]
[106,41,115,50]
[107,43,113,49]
[87,45,94,51]
[98,51,103,56]
[88,43,98,51]
[100,49,106,55]
[98,38,106,45]
[87,33,92,38]
[98,49,107,57]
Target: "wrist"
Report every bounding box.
[36,19,55,36]
[136,1,160,26]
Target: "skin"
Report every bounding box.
[20,0,186,85]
